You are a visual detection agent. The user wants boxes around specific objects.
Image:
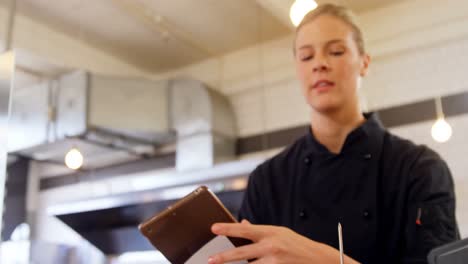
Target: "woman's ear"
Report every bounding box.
[360,54,371,77]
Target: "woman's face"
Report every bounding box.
[294,15,370,114]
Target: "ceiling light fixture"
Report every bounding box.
[290,0,318,27]
[431,97,452,143]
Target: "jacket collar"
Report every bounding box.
[302,112,386,159]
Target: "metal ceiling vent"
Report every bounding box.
[8,71,236,171]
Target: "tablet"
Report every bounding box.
[139,186,251,264]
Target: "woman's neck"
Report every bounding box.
[310,107,365,154]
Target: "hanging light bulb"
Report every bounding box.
[290,0,318,27]
[431,118,452,143]
[431,97,452,143]
[65,147,84,170]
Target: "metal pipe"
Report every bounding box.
[4,0,17,51]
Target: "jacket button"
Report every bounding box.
[299,210,307,219]
[363,210,371,219]
[304,157,311,165]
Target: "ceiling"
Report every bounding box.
[323,0,406,13]
[10,0,406,73]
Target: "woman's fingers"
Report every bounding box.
[211,222,270,241]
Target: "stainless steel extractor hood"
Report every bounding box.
[8,71,237,171]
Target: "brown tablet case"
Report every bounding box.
[139,186,251,264]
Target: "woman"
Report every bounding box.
[209,4,458,264]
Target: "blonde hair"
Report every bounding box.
[294,4,366,55]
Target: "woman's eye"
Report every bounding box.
[330,51,344,56]
[300,56,313,61]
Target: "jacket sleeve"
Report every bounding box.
[237,165,266,224]
[402,147,459,263]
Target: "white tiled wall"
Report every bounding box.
[229,77,310,136]
[363,37,468,110]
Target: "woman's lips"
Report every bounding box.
[312,80,335,93]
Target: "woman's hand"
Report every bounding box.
[208,220,360,264]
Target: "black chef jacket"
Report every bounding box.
[238,113,459,264]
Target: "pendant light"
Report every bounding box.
[431,96,452,143]
[290,0,318,26]
[65,147,84,170]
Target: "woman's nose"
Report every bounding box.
[313,55,330,72]
[313,64,329,72]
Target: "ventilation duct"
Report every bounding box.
[8,71,236,171]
